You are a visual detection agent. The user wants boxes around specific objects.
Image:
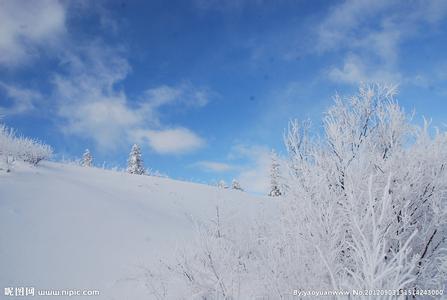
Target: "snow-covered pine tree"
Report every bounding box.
[81,149,93,167]
[127,144,145,175]
[231,179,243,191]
[268,150,282,197]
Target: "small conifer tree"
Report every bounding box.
[127,144,145,175]
[81,149,93,167]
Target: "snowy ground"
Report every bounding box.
[0,161,271,299]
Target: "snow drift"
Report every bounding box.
[0,161,268,299]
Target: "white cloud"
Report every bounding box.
[0,2,213,154]
[0,0,66,67]
[53,43,209,153]
[229,144,272,194]
[0,82,42,115]
[194,161,235,172]
[59,98,143,150]
[143,86,182,108]
[132,128,205,155]
[316,0,393,53]
[238,165,270,195]
[142,83,211,109]
[327,54,401,85]
[54,44,134,149]
[318,0,447,85]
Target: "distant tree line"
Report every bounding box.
[81,143,147,175]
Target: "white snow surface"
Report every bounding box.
[0,161,271,299]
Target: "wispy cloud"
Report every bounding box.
[0,82,42,115]
[0,0,212,155]
[327,53,402,85]
[142,83,211,111]
[228,144,272,194]
[316,0,393,54]
[53,43,134,149]
[53,42,209,154]
[193,161,235,172]
[190,143,274,193]
[0,0,66,67]
[318,0,447,85]
[132,128,205,155]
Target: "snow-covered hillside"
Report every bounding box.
[0,161,270,299]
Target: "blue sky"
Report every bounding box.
[1,0,447,193]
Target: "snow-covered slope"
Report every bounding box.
[0,161,269,299]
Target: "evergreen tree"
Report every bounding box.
[268,150,282,197]
[127,144,145,175]
[231,179,243,191]
[81,149,93,167]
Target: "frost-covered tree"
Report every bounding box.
[127,144,145,175]
[281,84,447,293]
[268,150,282,197]
[166,84,447,298]
[18,137,52,165]
[167,204,251,299]
[0,125,15,172]
[231,179,243,191]
[0,124,52,171]
[81,149,93,167]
